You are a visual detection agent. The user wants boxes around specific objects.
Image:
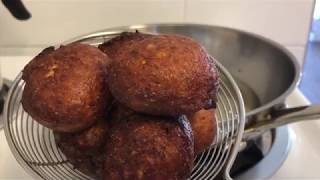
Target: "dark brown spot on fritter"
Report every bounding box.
[98,31,153,59]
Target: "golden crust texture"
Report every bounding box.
[54,120,109,179]
[104,114,194,180]
[107,34,219,116]
[98,31,153,59]
[188,109,217,155]
[22,43,112,132]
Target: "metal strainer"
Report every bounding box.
[4,31,245,180]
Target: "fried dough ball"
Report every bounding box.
[54,120,109,179]
[98,31,152,59]
[22,43,112,132]
[188,109,217,155]
[107,34,219,116]
[104,114,194,180]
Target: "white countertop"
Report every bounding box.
[0,56,319,180]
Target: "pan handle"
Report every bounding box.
[242,105,320,140]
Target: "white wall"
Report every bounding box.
[0,0,315,65]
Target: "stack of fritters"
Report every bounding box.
[21,31,219,180]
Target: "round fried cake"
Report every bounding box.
[107,34,219,116]
[54,120,109,179]
[188,108,217,155]
[22,43,112,132]
[104,114,194,180]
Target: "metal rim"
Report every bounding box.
[216,61,245,180]
[4,73,40,179]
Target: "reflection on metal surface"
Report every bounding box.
[234,78,261,113]
[227,130,274,178]
[0,78,12,129]
[236,126,292,180]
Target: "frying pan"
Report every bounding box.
[83,24,320,140]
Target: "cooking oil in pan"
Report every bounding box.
[234,78,261,113]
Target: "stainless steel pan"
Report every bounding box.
[80,24,320,140]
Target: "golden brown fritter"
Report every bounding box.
[54,120,109,179]
[22,43,112,132]
[98,31,152,59]
[107,34,219,116]
[104,114,194,180]
[188,109,217,155]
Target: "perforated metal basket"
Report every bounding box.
[4,29,245,180]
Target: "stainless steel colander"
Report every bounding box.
[4,30,245,180]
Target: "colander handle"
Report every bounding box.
[242,105,320,140]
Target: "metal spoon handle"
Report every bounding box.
[1,0,31,20]
[243,105,320,140]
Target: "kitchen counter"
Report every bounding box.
[0,56,319,179]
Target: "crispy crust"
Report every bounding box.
[107,34,219,116]
[22,43,112,132]
[98,31,153,59]
[104,114,194,180]
[188,108,217,155]
[54,120,109,179]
